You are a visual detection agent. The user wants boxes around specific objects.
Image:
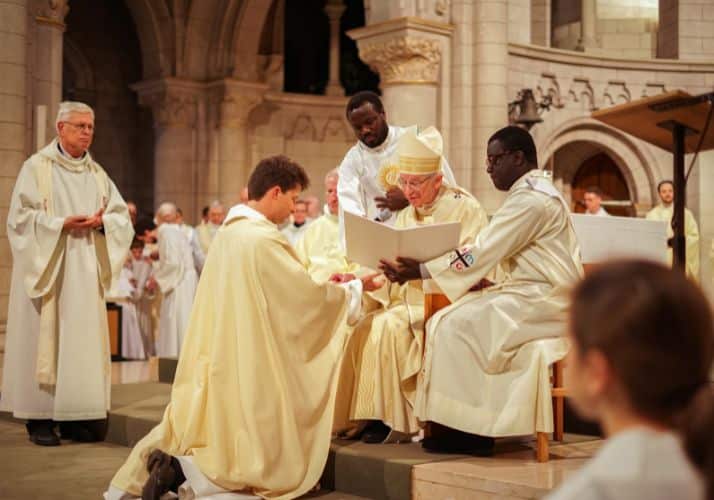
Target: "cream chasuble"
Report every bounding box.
[109,204,363,500]
[1,138,133,420]
[196,222,220,255]
[645,204,700,279]
[334,186,488,436]
[418,170,583,437]
[154,223,198,358]
[294,209,357,283]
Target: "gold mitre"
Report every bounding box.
[397,126,443,175]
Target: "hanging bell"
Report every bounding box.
[515,89,544,130]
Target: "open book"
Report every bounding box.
[344,211,461,270]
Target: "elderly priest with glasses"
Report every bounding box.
[333,127,489,444]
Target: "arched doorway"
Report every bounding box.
[571,153,634,216]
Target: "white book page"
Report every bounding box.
[344,211,461,269]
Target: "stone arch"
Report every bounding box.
[123,0,174,78]
[183,0,226,80]
[540,117,661,211]
[230,0,277,81]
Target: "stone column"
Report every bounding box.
[348,17,453,131]
[207,79,267,208]
[324,0,345,97]
[133,78,203,219]
[576,0,598,51]
[471,0,509,213]
[0,0,28,345]
[33,0,68,136]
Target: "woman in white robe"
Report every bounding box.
[547,261,713,500]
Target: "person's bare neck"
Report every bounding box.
[247,200,271,220]
[58,138,85,159]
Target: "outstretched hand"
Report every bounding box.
[379,256,422,284]
[374,187,409,212]
[329,272,385,292]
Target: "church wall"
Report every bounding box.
[251,92,354,204]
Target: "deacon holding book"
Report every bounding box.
[333,127,489,444]
[380,126,583,454]
[337,91,456,229]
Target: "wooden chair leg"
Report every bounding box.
[536,432,549,462]
[554,396,564,442]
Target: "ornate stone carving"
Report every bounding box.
[36,0,69,26]
[286,115,317,141]
[603,80,631,106]
[359,36,441,84]
[319,116,351,142]
[567,77,597,111]
[535,72,565,109]
[642,82,667,98]
[142,91,198,128]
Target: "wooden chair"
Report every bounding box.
[423,292,566,462]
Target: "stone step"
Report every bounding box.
[105,382,599,500]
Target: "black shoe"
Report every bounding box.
[26,420,60,447]
[58,419,108,442]
[360,420,391,444]
[142,450,186,500]
[421,431,495,455]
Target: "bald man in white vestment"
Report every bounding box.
[1,101,133,446]
[150,202,198,358]
[381,126,583,454]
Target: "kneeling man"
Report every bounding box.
[335,127,489,443]
[106,156,380,500]
[381,126,583,454]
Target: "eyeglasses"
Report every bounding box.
[486,150,512,167]
[397,174,435,190]
[63,121,95,133]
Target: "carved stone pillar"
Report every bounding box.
[1,0,29,342]
[324,0,346,97]
[349,17,453,132]
[576,0,598,51]
[132,78,203,219]
[207,79,267,208]
[34,0,69,137]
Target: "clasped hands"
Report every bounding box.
[63,207,104,234]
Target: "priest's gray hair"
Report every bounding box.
[325,168,339,183]
[209,200,224,210]
[56,101,94,129]
[156,201,178,219]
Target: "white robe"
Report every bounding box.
[546,428,703,500]
[1,140,133,420]
[337,125,457,243]
[281,222,310,247]
[106,266,146,360]
[417,170,583,436]
[180,223,206,274]
[129,256,156,357]
[154,224,198,358]
[646,204,700,279]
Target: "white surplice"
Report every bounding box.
[154,223,198,358]
[418,170,583,436]
[337,125,457,243]
[180,223,206,274]
[106,266,146,360]
[129,256,155,357]
[281,221,311,247]
[1,139,133,420]
[546,428,703,500]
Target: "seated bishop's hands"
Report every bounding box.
[379,257,422,284]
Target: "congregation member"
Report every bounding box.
[304,194,321,220]
[547,260,713,500]
[148,202,199,358]
[196,200,225,255]
[106,156,381,500]
[583,186,610,216]
[337,91,456,230]
[1,101,133,446]
[128,237,156,357]
[295,169,356,283]
[334,127,489,444]
[381,126,583,454]
[646,180,700,278]
[177,207,206,274]
[107,261,147,361]
[282,199,311,246]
